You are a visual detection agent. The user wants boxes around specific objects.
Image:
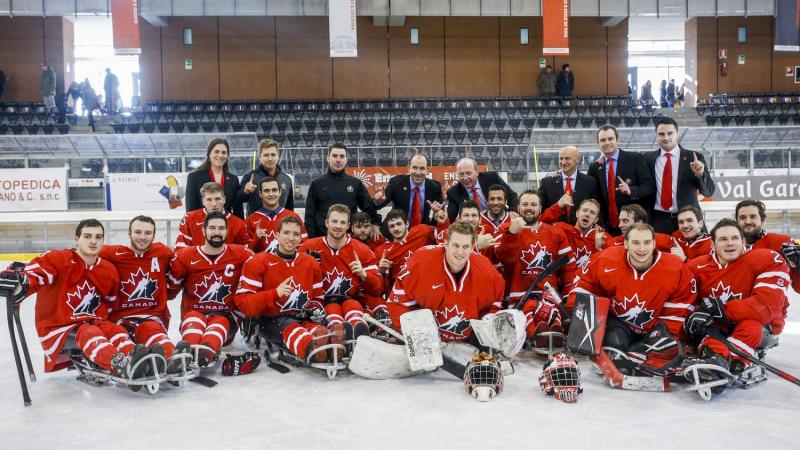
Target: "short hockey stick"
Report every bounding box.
[4,292,32,406]
[708,328,800,387]
[514,255,570,311]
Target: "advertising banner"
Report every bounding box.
[111,0,141,55]
[329,0,358,57]
[543,0,569,55]
[712,175,800,201]
[0,168,68,211]
[107,173,188,211]
[775,0,800,52]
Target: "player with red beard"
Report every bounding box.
[176,182,249,249]
[168,212,253,366]
[539,197,604,272]
[670,206,711,262]
[245,177,306,253]
[684,219,790,390]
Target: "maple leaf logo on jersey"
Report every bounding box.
[324,267,353,298]
[613,294,654,331]
[520,242,552,270]
[66,281,101,316]
[399,249,414,272]
[281,279,310,311]
[264,234,279,253]
[119,268,158,301]
[710,281,742,304]
[193,272,231,305]
[435,305,470,338]
[574,245,592,270]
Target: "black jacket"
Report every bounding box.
[446,171,518,221]
[538,170,599,224]
[305,169,381,238]
[376,175,444,226]
[185,169,243,219]
[642,145,715,213]
[237,163,294,217]
[586,148,655,229]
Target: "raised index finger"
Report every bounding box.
[693,152,699,162]
[617,176,626,184]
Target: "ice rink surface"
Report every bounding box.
[0,272,798,450]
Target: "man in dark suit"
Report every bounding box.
[587,124,655,235]
[538,145,599,225]
[375,153,444,226]
[446,157,518,221]
[644,117,715,234]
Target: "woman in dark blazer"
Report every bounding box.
[185,138,243,218]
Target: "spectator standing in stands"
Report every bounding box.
[643,117,715,235]
[40,63,57,113]
[538,145,599,225]
[374,153,444,227]
[185,138,243,218]
[676,82,686,107]
[446,157,518,221]
[555,64,574,97]
[305,143,381,238]
[538,66,557,97]
[238,139,294,216]
[640,80,654,105]
[79,78,100,131]
[659,80,668,107]
[588,124,655,235]
[103,68,120,114]
[666,79,676,107]
[67,81,81,109]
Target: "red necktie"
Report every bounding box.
[660,153,673,211]
[411,186,422,227]
[472,187,480,208]
[607,158,619,228]
[564,177,573,220]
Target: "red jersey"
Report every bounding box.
[671,231,712,261]
[364,235,386,253]
[299,236,384,300]
[168,244,253,318]
[749,231,800,293]
[22,249,120,372]
[175,209,249,249]
[604,232,675,252]
[375,224,443,282]
[235,251,323,317]
[99,243,174,323]
[245,208,307,253]
[688,248,790,334]
[569,246,695,336]
[496,223,577,303]
[480,211,511,238]
[538,203,602,271]
[387,246,504,341]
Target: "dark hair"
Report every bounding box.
[620,204,648,223]
[197,138,230,172]
[711,218,745,241]
[735,199,766,221]
[597,123,619,141]
[487,184,507,201]
[76,219,104,237]
[328,143,347,156]
[128,215,156,233]
[518,190,541,204]
[278,215,303,232]
[204,211,228,229]
[258,176,281,192]
[458,200,480,216]
[385,209,408,225]
[351,212,371,225]
[624,222,655,242]
[655,116,679,133]
[545,65,552,70]
[677,205,703,222]
[562,64,570,70]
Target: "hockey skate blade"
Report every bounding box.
[400,310,443,372]
[349,335,418,380]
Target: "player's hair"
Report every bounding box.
[278,215,303,232]
[75,218,104,237]
[735,199,766,221]
[620,204,648,223]
[711,218,745,241]
[487,184,507,201]
[258,138,279,156]
[447,221,477,244]
[203,211,228,229]
[326,203,351,220]
[518,190,541,204]
[623,222,655,242]
[385,208,409,225]
[200,181,225,198]
[128,215,156,233]
[579,198,601,211]
[351,211,371,226]
[655,116,679,133]
[197,138,230,172]
[458,200,480,216]
[327,142,347,156]
[258,176,281,192]
[677,205,703,222]
[597,123,619,141]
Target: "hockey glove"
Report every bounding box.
[781,242,800,268]
[699,296,725,320]
[533,299,560,327]
[371,306,393,329]
[0,270,28,304]
[305,250,322,263]
[685,311,713,339]
[221,352,261,376]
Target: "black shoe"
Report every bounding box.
[124,344,150,392]
[167,341,192,375]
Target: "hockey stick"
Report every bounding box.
[4,291,31,406]
[707,328,800,387]
[514,255,569,310]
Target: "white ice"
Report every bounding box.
[1,278,798,450]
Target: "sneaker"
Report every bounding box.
[345,321,369,341]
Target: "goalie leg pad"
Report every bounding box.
[567,294,610,357]
[400,310,444,372]
[348,335,417,379]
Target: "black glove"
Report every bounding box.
[305,250,322,264]
[699,296,725,320]
[685,310,713,338]
[371,307,392,328]
[781,242,800,268]
[0,270,28,304]
[221,352,261,376]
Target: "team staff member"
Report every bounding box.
[446,157,518,221]
[186,138,243,218]
[374,153,444,227]
[238,139,294,217]
[538,145,598,225]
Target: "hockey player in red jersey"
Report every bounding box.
[670,206,712,262]
[386,221,504,342]
[441,201,498,253]
[100,215,192,374]
[684,219,790,389]
[0,219,150,382]
[245,177,306,253]
[168,211,254,366]
[735,199,800,293]
[236,216,343,363]
[594,204,676,253]
[299,204,384,343]
[175,182,249,249]
[539,197,603,271]
[377,208,449,282]
[479,185,512,238]
[569,223,696,375]
[351,212,385,253]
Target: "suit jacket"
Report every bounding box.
[446,171,518,221]
[376,175,444,226]
[643,145,715,213]
[538,170,599,224]
[185,169,244,219]
[587,148,655,228]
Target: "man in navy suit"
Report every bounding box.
[643,117,715,234]
[375,153,444,226]
[446,157,518,221]
[538,145,599,225]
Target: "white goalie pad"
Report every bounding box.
[400,309,444,371]
[349,335,419,380]
[469,310,527,358]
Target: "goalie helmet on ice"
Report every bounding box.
[539,352,582,403]
[463,352,504,402]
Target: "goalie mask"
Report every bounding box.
[463,352,504,402]
[539,352,582,403]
